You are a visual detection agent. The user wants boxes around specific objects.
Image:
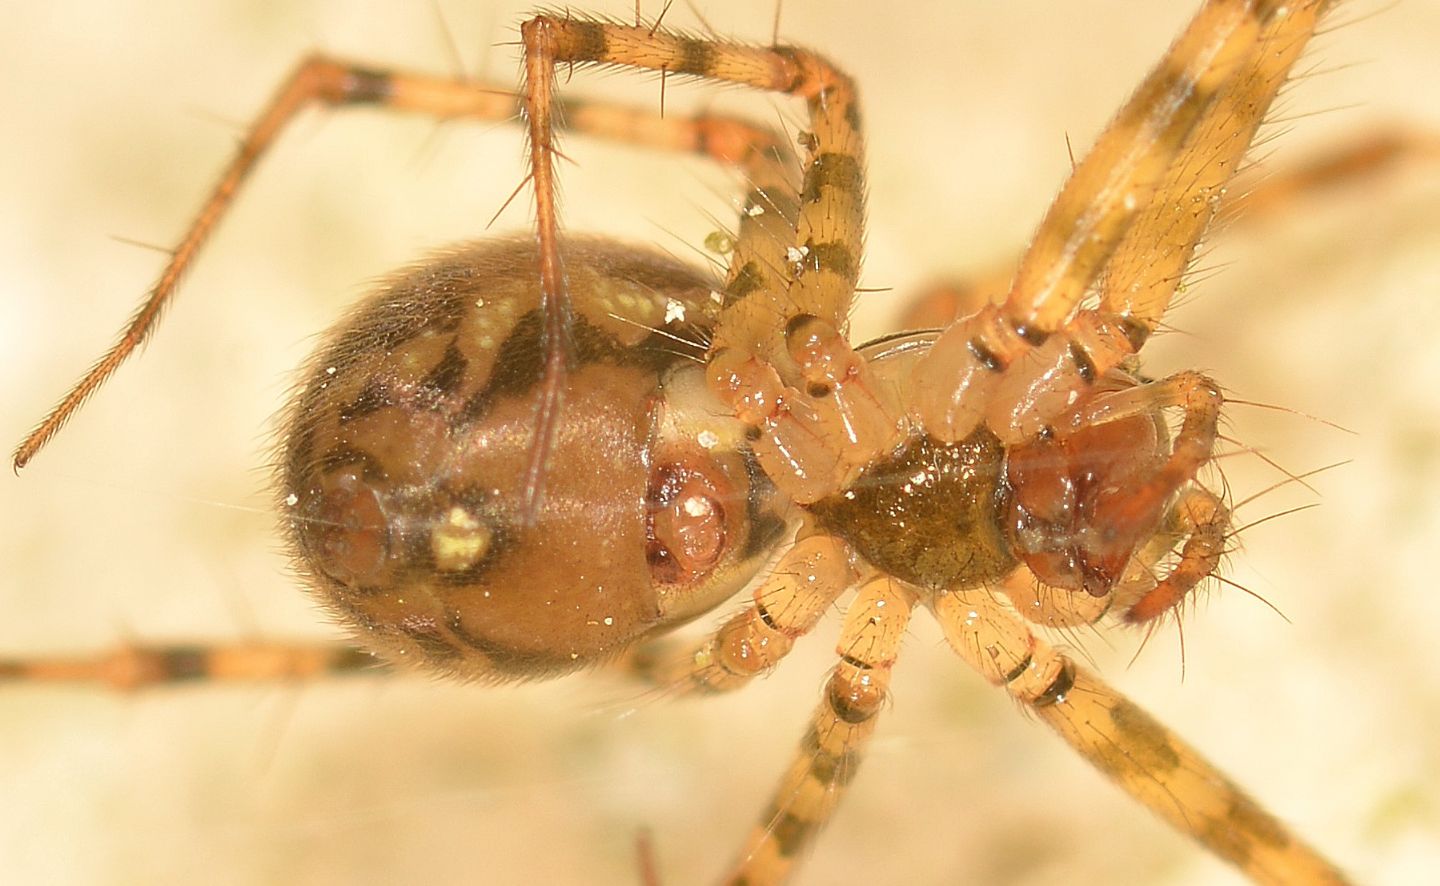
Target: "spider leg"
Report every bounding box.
[1227,127,1440,218]
[724,577,915,886]
[1007,0,1333,338]
[0,530,849,696]
[996,564,1113,629]
[514,15,904,505]
[894,265,1016,331]
[912,0,1334,444]
[516,21,577,522]
[12,53,794,472]
[620,531,855,695]
[0,642,380,691]
[897,125,1440,331]
[929,588,1351,885]
[1096,2,1340,333]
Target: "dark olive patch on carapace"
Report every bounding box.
[809,431,1015,590]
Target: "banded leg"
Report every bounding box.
[514,17,867,344]
[912,0,1335,444]
[897,126,1440,331]
[515,15,901,505]
[1097,0,1335,332]
[996,564,1114,630]
[621,532,855,695]
[1228,127,1440,218]
[726,577,915,886]
[930,588,1351,885]
[1007,0,1334,336]
[13,53,794,471]
[0,642,379,691]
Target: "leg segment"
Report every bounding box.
[912,0,1334,445]
[929,589,1351,885]
[996,564,1114,629]
[517,16,868,334]
[621,532,855,695]
[1097,1,1335,332]
[1034,659,1351,885]
[1005,0,1334,337]
[0,641,379,691]
[725,577,915,886]
[13,53,794,471]
[516,15,898,506]
[899,126,1440,332]
[1228,127,1440,218]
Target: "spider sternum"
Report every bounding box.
[806,429,1017,591]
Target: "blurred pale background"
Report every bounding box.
[3,2,1439,884]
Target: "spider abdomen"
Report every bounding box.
[277,239,785,681]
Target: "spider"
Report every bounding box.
[4,1,1440,884]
